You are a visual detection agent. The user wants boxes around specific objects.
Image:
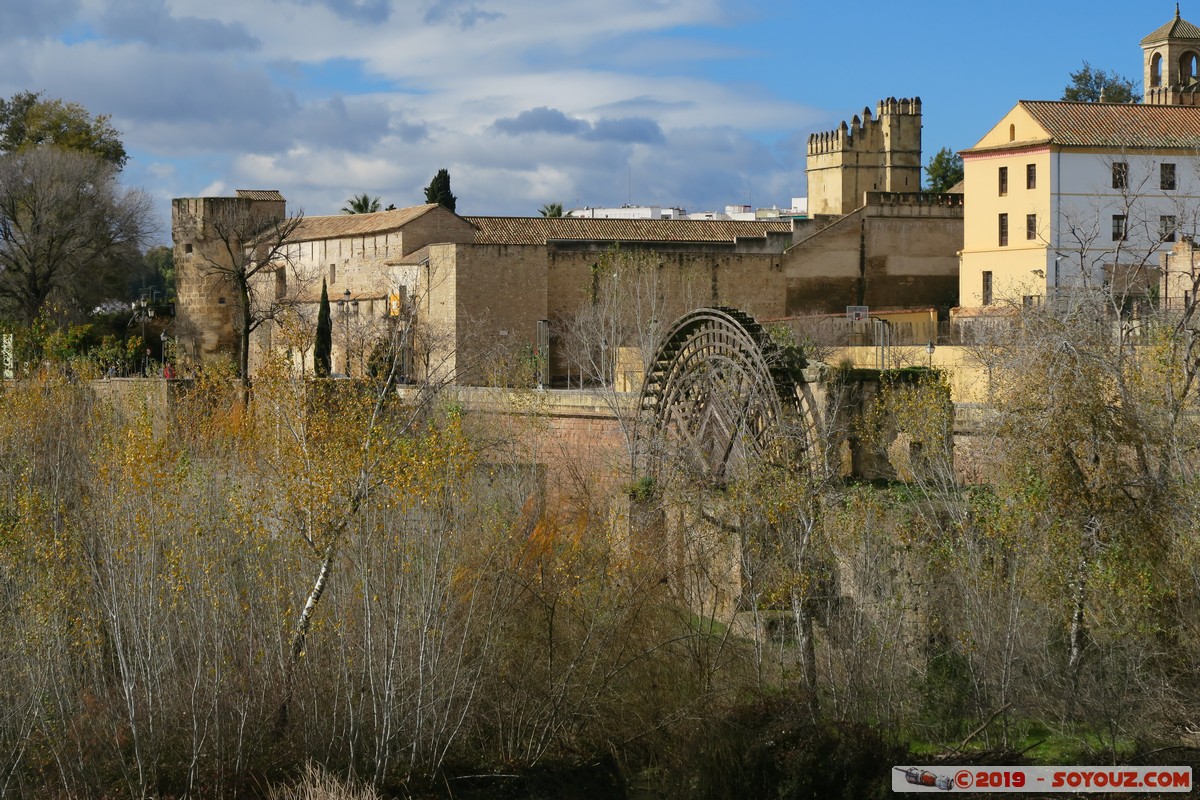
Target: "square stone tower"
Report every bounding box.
[171,190,286,365]
[806,97,923,217]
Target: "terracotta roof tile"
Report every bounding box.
[463,216,792,245]
[1141,11,1200,44]
[235,189,285,201]
[1018,101,1200,148]
[290,204,441,243]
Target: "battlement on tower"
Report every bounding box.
[805,97,924,217]
[807,97,922,156]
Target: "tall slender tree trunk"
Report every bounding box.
[237,280,253,406]
[1068,557,1088,674]
[792,589,820,714]
[1067,517,1099,700]
[273,540,338,739]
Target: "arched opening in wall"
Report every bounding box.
[1181,51,1199,85]
[1008,124,1016,142]
[1151,52,1163,87]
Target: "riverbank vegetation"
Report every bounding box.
[4,291,1200,798]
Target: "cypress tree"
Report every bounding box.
[423,168,457,212]
[315,278,332,377]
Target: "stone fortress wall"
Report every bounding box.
[171,96,961,386]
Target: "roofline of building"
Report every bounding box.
[961,139,1054,157]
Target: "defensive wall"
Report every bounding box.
[784,192,962,314]
[418,191,962,387]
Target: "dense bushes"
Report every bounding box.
[0,373,758,797]
[7,293,1200,797]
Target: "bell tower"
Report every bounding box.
[1142,4,1200,105]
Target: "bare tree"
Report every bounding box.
[556,246,706,473]
[0,147,150,323]
[183,200,306,386]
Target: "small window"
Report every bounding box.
[983,271,994,306]
[184,243,193,254]
[1008,123,1016,142]
[329,263,337,284]
[1112,214,1128,241]
[1162,162,1176,190]
[1113,162,1129,190]
[999,213,1009,246]
[1152,53,1163,87]
[1161,215,1178,242]
[1026,163,1036,189]
[275,268,287,300]
[998,166,1008,196]
[1026,214,1037,240]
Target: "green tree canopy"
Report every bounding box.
[341,193,380,214]
[131,245,175,300]
[924,147,964,193]
[539,202,564,218]
[424,168,457,212]
[0,91,128,169]
[1062,61,1141,103]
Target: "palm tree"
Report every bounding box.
[539,202,564,218]
[342,193,381,214]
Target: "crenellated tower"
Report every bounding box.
[806,96,923,216]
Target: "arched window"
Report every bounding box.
[1009,123,1016,142]
[1151,52,1163,87]
[1181,51,1199,85]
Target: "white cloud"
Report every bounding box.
[2,0,827,222]
[146,162,175,179]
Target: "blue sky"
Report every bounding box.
[0,0,1171,241]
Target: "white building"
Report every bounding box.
[958,8,1200,309]
[567,205,686,220]
[568,200,807,222]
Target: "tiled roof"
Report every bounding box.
[235,189,285,201]
[463,216,792,245]
[1141,11,1200,44]
[289,204,440,243]
[1019,101,1200,148]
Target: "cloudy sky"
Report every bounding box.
[0,0,1165,241]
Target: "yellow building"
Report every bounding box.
[958,9,1200,312]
